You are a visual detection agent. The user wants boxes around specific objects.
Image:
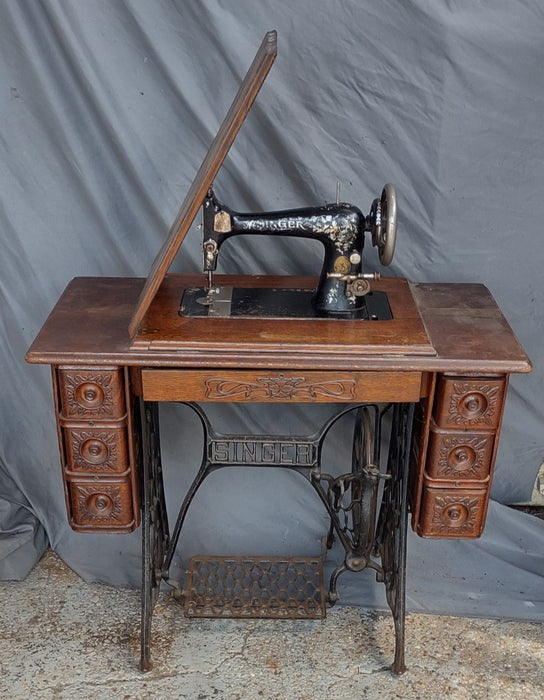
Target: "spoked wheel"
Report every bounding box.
[328,405,379,602]
[350,406,378,554]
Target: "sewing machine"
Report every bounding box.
[26,30,531,675]
[183,184,396,319]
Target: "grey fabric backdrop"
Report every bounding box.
[1,1,542,619]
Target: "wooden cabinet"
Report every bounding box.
[53,367,140,532]
[52,365,510,539]
[26,276,531,540]
[26,275,531,675]
[410,375,508,538]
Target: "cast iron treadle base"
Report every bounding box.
[141,402,413,672]
[184,555,326,619]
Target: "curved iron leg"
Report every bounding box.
[325,516,335,549]
[160,403,216,581]
[328,562,346,604]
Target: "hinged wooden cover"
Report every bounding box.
[131,274,436,357]
[128,31,277,338]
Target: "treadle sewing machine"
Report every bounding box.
[185,182,396,319]
[26,31,530,675]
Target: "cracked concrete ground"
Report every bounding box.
[1,550,542,699]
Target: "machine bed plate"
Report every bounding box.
[180,286,393,320]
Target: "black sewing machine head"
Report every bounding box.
[180,184,397,320]
[131,33,398,333]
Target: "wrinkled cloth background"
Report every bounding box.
[1,1,543,619]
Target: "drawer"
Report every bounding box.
[68,479,136,531]
[140,369,424,403]
[63,424,129,475]
[417,484,488,538]
[433,376,506,430]
[426,425,495,482]
[58,368,126,419]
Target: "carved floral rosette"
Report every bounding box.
[433,434,492,480]
[430,495,482,535]
[75,485,123,523]
[446,382,502,427]
[69,431,118,471]
[62,372,115,416]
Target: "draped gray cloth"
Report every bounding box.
[1,1,542,619]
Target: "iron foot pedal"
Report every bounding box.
[183,555,326,619]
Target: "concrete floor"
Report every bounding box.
[0,550,542,699]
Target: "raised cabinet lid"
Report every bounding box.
[130,274,437,357]
[128,30,277,338]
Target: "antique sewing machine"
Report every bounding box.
[26,30,530,675]
[181,184,396,319]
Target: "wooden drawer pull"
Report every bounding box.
[433,376,505,429]
[58,368,126,418]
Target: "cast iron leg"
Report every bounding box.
[140,401,169,672]
[376,403,414,674]
[140,460,153,672]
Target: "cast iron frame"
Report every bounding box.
[139,400,414,674]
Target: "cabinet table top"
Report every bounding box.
[26,274,531,375]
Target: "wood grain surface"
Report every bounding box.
[26,275,531,373]
[140,368,424,402]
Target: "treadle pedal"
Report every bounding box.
[184,555,326,619]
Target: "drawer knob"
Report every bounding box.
[94,495,110,510]
[87,492,113,516]
[448,446,476,471]
[459,392,488,420]
[75,382,105,410]
[80,438,109,465]
[442,502,468,527]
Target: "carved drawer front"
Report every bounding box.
[63,424,129,475]
[426,426,495,482]
[58,368,126,419]
[417,485,488,538]
[140,369,423,403]
[68,479,135,531]
[433,376,506,430]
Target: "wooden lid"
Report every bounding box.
[128,30,277,338]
